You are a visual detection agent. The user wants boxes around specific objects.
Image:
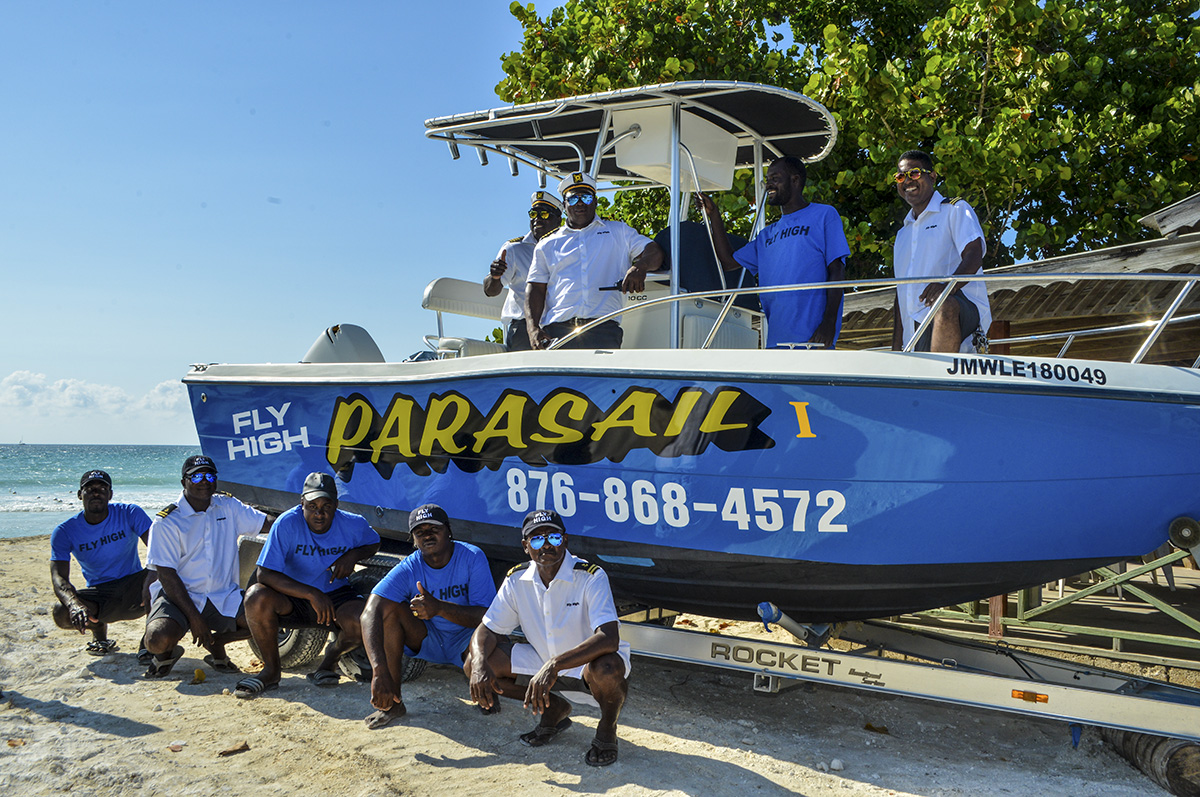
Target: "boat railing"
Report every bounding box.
[546,270,1200,366]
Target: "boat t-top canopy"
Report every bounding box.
[423,81,836,191]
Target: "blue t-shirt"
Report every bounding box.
[50,503,151,586]
[257,505,380,592]
[734,202,851,348]
[372,541,497,647]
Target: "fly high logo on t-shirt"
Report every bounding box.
[78,528,127,552]
[438,582,470,601]
[764,225,811,246]
[294,543,349,557]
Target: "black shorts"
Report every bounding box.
[542,319,623,350]
[506,319,533,352]
[148,594,241,636]
[914,292,981,352]
[279,585,364,628]
[77,569,148,624]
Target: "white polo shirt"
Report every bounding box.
[147,492,265,617]
[527,217,652,324]
[482,549,632,679]
[893,190,991,350]
[497,232,536,323]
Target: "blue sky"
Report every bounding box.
[2,2,560,444]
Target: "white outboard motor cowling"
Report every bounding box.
[302,324,385,363]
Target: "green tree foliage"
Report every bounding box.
[497,0,1198,275]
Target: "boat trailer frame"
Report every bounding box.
[620,616,1200,743]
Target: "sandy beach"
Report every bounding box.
[0,533,1174,796]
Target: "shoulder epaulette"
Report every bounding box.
[506,561,532,577]
[941,196,964,205]
[573,561,600,575]
[508,235,524,243]
[157,503,178,518]
[216,491,233,497]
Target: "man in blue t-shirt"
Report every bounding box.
[236,472,380,699]
[360,503,496,729]
[697,156,851,348]
[50,469,155,659]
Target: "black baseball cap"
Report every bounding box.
[301,472,338,502]
[408,503,449,532]
[182,455,218,477]
[79,470,112,489]
[521,508,566,537]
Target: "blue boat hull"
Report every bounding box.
[186,351,1200,621]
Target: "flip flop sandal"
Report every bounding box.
[86,639,119,656]
[203,654,241,673]
[519,716,572,747]
[137,648,154,666]
[585,737,619,767]
[233,676,279,700]
[364,704,407,730]
[306,669,340,688]
[144,645,184,679]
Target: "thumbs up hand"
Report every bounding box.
[489,249,508,278]
[410,580,440,620]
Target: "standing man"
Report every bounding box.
[143,455,270,678]
[525,172,665,350]
[466,509,630,767]
[484,191,563,352]
[697,156,850,348]
[361,503,496,729]
[891,150,990,353]
[50,469,154,659]
[237,472,381,699]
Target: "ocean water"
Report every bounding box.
[0,444,200,539]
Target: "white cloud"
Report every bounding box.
[0,371,195,444]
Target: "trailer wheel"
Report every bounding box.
[249,626,329,670]
[1168,516,1199,554]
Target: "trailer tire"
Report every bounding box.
[249,627,329,670]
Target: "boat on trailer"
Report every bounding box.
[186,81,1200,623]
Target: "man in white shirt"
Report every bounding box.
[143,455,271,678]
[466,509,630,767]
[525,172,664,350]
[484,191,563,352]
[892,150,991,353]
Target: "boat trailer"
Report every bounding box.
[621,599,1200,795]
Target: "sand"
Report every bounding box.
[0,534,1173,796]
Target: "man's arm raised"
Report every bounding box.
[408,581,487,628]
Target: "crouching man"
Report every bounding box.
[466,509,630,767]
[144,455,270,678]
[361,503,496,729]
[237,472,380,699]
[51,469,155,659]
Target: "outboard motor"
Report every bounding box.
[302,324,385,363]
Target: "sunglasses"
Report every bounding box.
[527,532,564,550]
[528,209,559,219]
[187,472,217,483]
[894,167,935,183]
[565,193,596,206]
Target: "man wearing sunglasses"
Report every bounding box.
[484,191,563,351]
[892,150,990,353]
[142,455,271,678]
[50,469,155,659]
[466,509,631,767]
[360,503,496,729]
[697,156,850,349]
[525,171,665,350]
